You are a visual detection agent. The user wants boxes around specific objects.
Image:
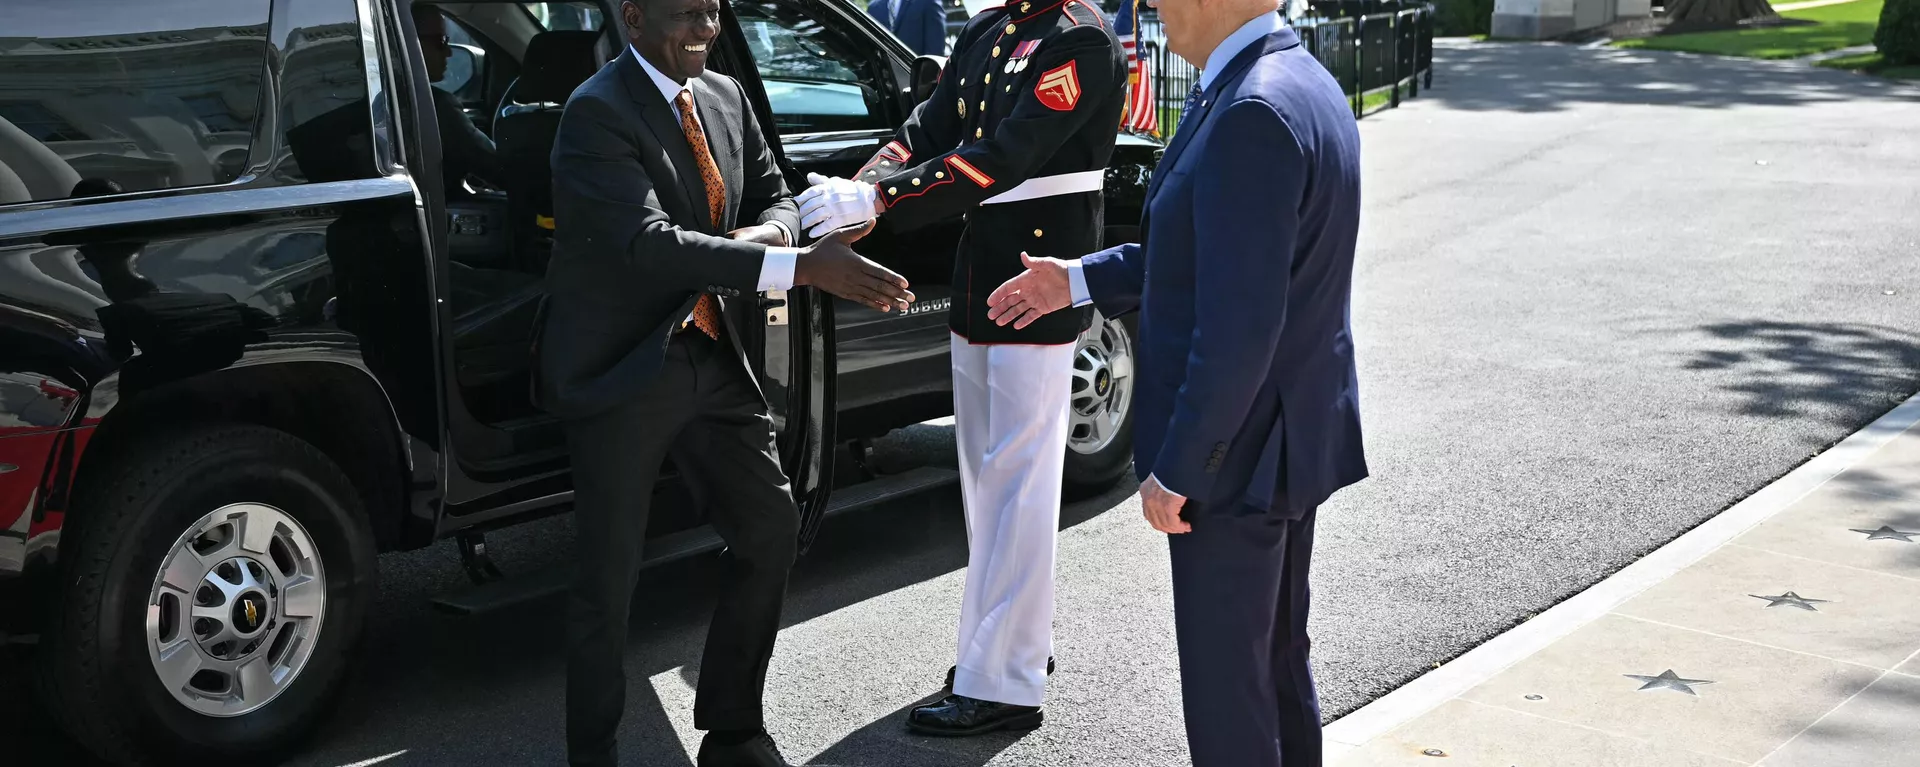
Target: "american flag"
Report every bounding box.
[1114,0,1157,136]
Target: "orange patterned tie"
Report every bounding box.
[676,89,725,341]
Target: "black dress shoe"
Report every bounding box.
[944,656,1055,690]
[907,694,1044,736]
[697,730,793,767]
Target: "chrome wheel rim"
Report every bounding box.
[145,503,326,717]
[1068,312,1134,455]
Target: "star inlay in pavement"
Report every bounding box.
[1623,669,1715,695]
[1849,525,1918,542]
[1749,591,1830,611]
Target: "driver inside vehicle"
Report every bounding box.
[415,3,506,194]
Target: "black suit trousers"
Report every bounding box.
[563,329,799,766]
[1168,506,1321,767]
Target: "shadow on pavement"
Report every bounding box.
[1683,320,1920,428]
[2,433,1136,767]
[1426,40,1920,114]
[806,697,1030,767]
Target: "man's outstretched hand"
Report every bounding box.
[795,221,914,312]
[985,252,1072,329]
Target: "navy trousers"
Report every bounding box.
[1168,506,1320,767]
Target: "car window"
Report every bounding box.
[733,0,887,135]
[437,13,492,109]
[523,2,605,31]
[0,0,273,205]
[273,0,374,183]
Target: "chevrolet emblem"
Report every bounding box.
[244,599,259,628]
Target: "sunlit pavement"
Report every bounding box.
[1329,394,1920,766]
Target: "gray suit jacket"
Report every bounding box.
[535,49,802,420]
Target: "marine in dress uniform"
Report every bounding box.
[795,0,1126,737]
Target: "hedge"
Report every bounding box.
[1434,0,1495,36]
[1880,0,1920,64]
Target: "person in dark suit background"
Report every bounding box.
[866,0,947,56]
[536,1,915,765]
[412,4,504,192]
[984,0,1367,763]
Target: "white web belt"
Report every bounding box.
[979,170,1104,205]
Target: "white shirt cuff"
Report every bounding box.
[758,247,799,292]
[1066,259,1093,308]
[1148,473,1187,500]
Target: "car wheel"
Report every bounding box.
[36,423,376,765]
[1062,311,1138,499]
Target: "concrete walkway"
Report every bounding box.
[1327,392,1920,766]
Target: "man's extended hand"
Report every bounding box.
[1141,476,1191,535]
[985,252,1073,329]
[795,221,914,312]
[726,223,788,247]
[796,173,884,238]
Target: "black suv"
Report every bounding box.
[0,0,1156,762]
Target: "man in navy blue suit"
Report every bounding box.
[868,0,948,56]
[985,0,1367,762]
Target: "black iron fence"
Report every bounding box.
[1138,3,1435,136]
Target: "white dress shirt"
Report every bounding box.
[1057,13,1285,500]
[631,46,798,293]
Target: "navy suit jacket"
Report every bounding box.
[1081,27,1367,518]
[868,0,947,56]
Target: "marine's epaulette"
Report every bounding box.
[1060,0,1107,28]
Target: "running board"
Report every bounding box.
[428,466,960,615]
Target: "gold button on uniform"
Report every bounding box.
[985,73,992,84]
[935,171,945,179]
[1033,229,1044,237]
[975,128,983,139]
[911,178,921,186]
[1005,23,1016,34]
[961,78,968,86]
[979,100,985,111]
[992,45,1001,56]
[888,187,898,194]
[1021,1,1030,10]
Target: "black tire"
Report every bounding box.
[35,423,377,766]
[1062,312,1139,500]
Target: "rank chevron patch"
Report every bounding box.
[1034,61,1081,111]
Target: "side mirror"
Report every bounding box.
[441,43,485,92]
[911,55,946,105]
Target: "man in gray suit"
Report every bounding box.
[535,1,914,764]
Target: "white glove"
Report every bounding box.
[797,172,881,238]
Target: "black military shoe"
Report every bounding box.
[944,656,1055,690]
[697,729,793,767]
[906,694,1044,737]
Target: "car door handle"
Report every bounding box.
[761,289,788,326]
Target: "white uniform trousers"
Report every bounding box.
[948,333,1075,707]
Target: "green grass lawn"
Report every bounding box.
[1816,50,1920,78]
[1615,0,1884,58]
